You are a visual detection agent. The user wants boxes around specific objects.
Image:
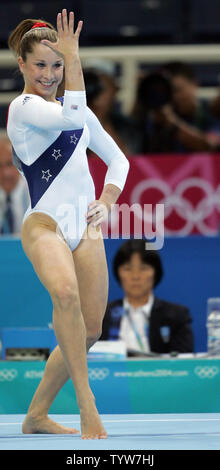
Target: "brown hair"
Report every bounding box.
[8,18,57,61]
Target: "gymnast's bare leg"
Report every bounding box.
[21,213,108,439]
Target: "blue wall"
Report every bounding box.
[0,236,219,352]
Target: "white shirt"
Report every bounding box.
[119,294,154,353]
[0,176,30,234]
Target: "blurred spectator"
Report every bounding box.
[209,91,220,122]
[84,67,140,155]
[101,239,194,355]
[131,62,220,153]
[0,133,29,234]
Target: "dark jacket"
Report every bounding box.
[100,297,194,353]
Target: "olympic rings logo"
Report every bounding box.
[88,368,109,381]
[130,177,220,235]
[0,369,18,382]
[194,366,219,379]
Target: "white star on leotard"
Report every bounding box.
[70,134,78,145]
[41,169,52,182]
[52,149,62,160]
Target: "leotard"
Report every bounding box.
[7,90,129,251]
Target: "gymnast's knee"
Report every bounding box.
[51,281,80,312]
[86,327,102,349]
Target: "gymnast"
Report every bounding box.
[7,9,129,439]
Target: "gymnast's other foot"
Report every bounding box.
[22,413,79,434]
[80,400,107,439]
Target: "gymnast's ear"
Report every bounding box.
[18,56,25,75]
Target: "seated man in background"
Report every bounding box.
[101,239,194,355]
[131,61,220,153]
[0,133,29,234]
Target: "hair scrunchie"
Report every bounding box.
[31,22,47,29]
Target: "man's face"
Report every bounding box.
[0,139,19,193]
[118,253,155,299]
[171,75,197,115]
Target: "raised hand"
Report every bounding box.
[41,9,83,58]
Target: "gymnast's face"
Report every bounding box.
[118,253,155,300]
[18,43,64,101]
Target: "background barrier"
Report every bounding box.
[89,154,220,236]
[0,358,220,414]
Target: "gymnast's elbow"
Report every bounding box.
[121,154,130,176]
[125,156,130,171]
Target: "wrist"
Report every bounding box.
[99,183,121,208]
[64,52,80,63]
[98,198,112,212]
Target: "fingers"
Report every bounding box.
[92,214,105,227]
[41,39,64,58]
[87,212,104,227]
[62,8,68,33]
[57,12,62,33]
[57,9,82,36]
[86,202,109,227]
[69,11,74,34]
[41,39,54,49]
[86,202,100,220]
[75,20,83,38]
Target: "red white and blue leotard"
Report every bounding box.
[7,90,129,251]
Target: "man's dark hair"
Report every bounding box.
[113,239,163,288]
[161,61,197,83]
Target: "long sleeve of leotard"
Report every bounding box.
[9,90,87,131]
[86,107,130,192]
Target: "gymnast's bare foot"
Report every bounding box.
[22,413,79,434]
[80,399,107,439]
